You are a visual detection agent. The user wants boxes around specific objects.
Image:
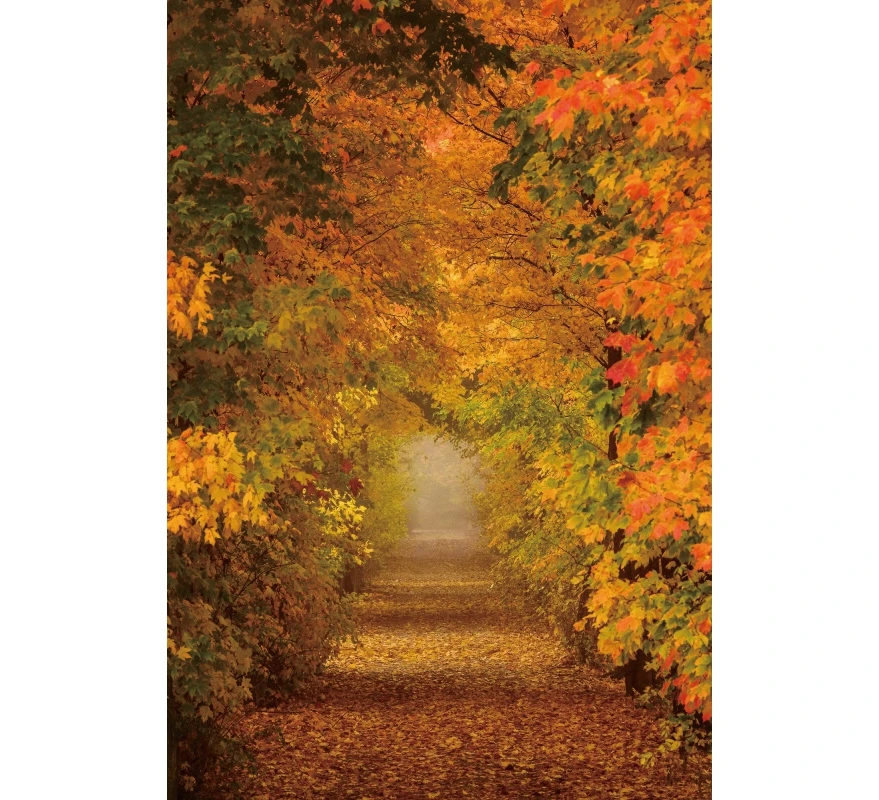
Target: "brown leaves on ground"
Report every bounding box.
[230,529,709,799]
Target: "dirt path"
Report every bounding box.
[238,529,709,799]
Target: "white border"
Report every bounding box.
[3,1,877,796]
[2,2,166,796]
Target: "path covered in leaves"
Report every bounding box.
[238,529,708,799]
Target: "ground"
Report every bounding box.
[233,528,710,799]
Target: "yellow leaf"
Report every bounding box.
[204,528,221,545]
[653,361,677,393]
[177,646,192,660]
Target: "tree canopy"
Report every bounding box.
[167,0,711,792]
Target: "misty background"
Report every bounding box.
[402,436,481,531]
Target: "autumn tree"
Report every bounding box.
[416,0,711,727]
[167,1,514,794]
[167,0,711,791]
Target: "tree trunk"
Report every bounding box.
[168,676,179,800]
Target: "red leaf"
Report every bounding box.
[533,79,555,97]
[617,471,637,488]
[169,144,188,159]
[603,332,639,353]
[674,362,690,384]
[606,357,638,385]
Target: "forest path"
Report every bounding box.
[238,528,708,799]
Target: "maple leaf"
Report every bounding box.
[691,542,712,572]
[540,0,566,16]
[617,471,637,488]
[624,173,650,201]
[651,362,679,393]
[596,283,628,311]
[603,332,639,352]
[607,358,638,385]
[617,615,642,634]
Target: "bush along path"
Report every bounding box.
[229,527,709,799]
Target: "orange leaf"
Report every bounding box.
[596,283,628,311]
[616,615,641,633]
[652,362,678,393]
[541,0,566,15]
[691,542,711,571]
[624,175,650,201]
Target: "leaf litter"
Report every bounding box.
[230,528,709,798]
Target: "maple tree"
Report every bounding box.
[486,0,712,725]
[167,0,515,793]
[167,0,711,793]
[368,0,711,724]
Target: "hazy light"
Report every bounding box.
[403,436,481,532]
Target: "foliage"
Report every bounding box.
[167,0,712,791]
[167,1,515,794]
[416,0,711,725]
[358,435,414,580]
[503,0,712,722]
[228,526,709,798]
